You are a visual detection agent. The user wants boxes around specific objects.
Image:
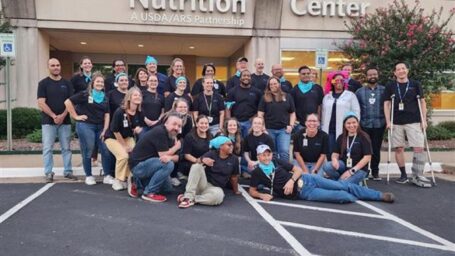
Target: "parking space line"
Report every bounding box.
[239,186,312,256]
[0,183,54,224]
[257,200,390,220]
[356,201,455,249]
[278,221,455,253]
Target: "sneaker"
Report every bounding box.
[85,176,97,185]
[127,176,138,198]
[410,176,432,188]
[45,172,55,183]
[102,175,115,185]
[170,177,181,187]
[395,176,409,184]
[177,194,185,203]
[112,179,127,191]
[242,172,252,179]
[382,192,395,203]
[178,198,195,208]
[372,174,382,181]
[177,172,188,181]
[142,193,167,202]
[64,173,78,181]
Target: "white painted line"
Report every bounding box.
[278,221,455,253]
[0,183,54,224]
[257,200,390,220]
[356,201,455,249]
[238,186,312,256]
[0,167,102,178]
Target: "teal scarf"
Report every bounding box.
[259,162,275,176]
[92,89,105,104]
[83,72,91,83]
[235,70,241,77]
[279,76,286,83]
[298,81,313,94]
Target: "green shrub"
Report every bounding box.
[0,107,41,138]
[26,129,42,143]
[426,125,453,140]
[437,121,455,137]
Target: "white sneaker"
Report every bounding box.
[112,179,127,191]
[103,175,115,185]
[170,177,181,187]
[177,172,188,181]
[85,176,97,185]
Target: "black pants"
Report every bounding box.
[362,126,385,176]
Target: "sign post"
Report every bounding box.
[315,49,328,86]
[0,33,16,151]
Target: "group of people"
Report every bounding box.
[36,54,432,209]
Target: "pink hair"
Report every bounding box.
[324,71,349,94]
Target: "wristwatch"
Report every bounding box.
[350,168,357,175]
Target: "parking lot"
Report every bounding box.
[0,178,454,256]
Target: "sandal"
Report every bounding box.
[178,198,195,208]
[177,194,185,203]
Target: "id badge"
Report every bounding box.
[303,138,308,147]
[214,83,219,90]
[346,157,353,168]
[369,98,376,105]
[208,116,214,124]
[123,119,129,128]
[88,96,94,104]
[399,102,404,111]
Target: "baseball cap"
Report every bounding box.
[237,57,248,63]
[256,144,272,155]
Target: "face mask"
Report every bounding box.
[92,89,105,104]
[259,161,275,176]
[367,78,378,84]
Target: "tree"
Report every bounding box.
[338,0,455,100]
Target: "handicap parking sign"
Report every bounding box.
[318,56,326,65]
[0,33,15,57]
[315,49,328,69]
[3,43,12,52]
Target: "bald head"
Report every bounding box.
[48,58,61,77]
[271,64,283,78]
[255,58,265,74]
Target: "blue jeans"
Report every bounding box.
[293,160,316,174]
[76,122,113,177]
[298,174,382,203]
[292,123,304,134]
[239,120,252,138]
[320,160,367,184]
[42,124,72,175]
[267,128,291,161]
[132,158,174,194]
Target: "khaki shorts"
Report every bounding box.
[392,123,424,148]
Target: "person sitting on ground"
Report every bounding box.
[177,136,240,208]
[249,144,394,204]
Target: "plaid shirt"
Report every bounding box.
[355,85,386,128]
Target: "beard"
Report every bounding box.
[367,78,378,84]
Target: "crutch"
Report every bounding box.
[386,95,395,184]
[416,95,436,186]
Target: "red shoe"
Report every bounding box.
[177,194,185,203]
[127,176,138,198]
[178,198,195,208]
[142,193,167,202]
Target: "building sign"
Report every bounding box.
[291,0,370,17]
[129,0,246,26]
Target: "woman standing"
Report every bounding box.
[258,77,296,161]
[65,72,113,185]
[191,63,226,97]
[134,67,149,91]
[243,116,275,172]
[320,112,372,184]
[141,74,165,135]
[105,87,145,191]
[164,58,190,97]
[164,76,193,112]
[193,77,225,136]
[71,56,93,94]
[321,72,360,154]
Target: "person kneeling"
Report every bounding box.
[178,136,240,208]
[249,145,394,204]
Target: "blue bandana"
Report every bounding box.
[83,72,92,83]
[298,81,313,94]
[175,76,186,85]
[92,89,105,104]
[224,101,235,109]
[145,55,157,65]
[115,72,127,82]
[279,76,286,83]
[235,70,241,77]
[209,136,232,149]
[259,162,275,176]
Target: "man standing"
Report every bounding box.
[271,64,292,93]
[356,67,386,181]
[342,63,362,93]
[37,58,76,182]
[226,70,262,137]
[251,58,270,93]
[104,59,134,93]
[384,62,431,187]
[226,57,248,92]
[128,113,183,201]
[145,55,168,96]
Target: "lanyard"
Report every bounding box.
[396,81,409,102]
[346,134,357,156]
[265,171,275,196]
[203,93,213,116]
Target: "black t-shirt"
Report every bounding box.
[384,80,424,125]
[191,78,226,97]
[251,73,270,93]
[334,134,372,171]
[135,83,148,92]
[242,133,275,161]
[290,84,324,123]
[258,94,296,129]
[292,128,329,163]
[68,91,109,125]
[37,77,73,125]
[129,125,175,169]
[164,92,193,112]
[163,76,191,95]
[193,93,225,125]
[142,90,164,121]
[226,85,262,122]
[70,73,90,94]
[106,108,145,139]
[280,80,293,94]
[107,89,126,118]
[183,132,210,158]
[104,73,135,93]
[203,150,239,188]
[250,159,298,199]
[348,78,362,93]
[226,75,240,92]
